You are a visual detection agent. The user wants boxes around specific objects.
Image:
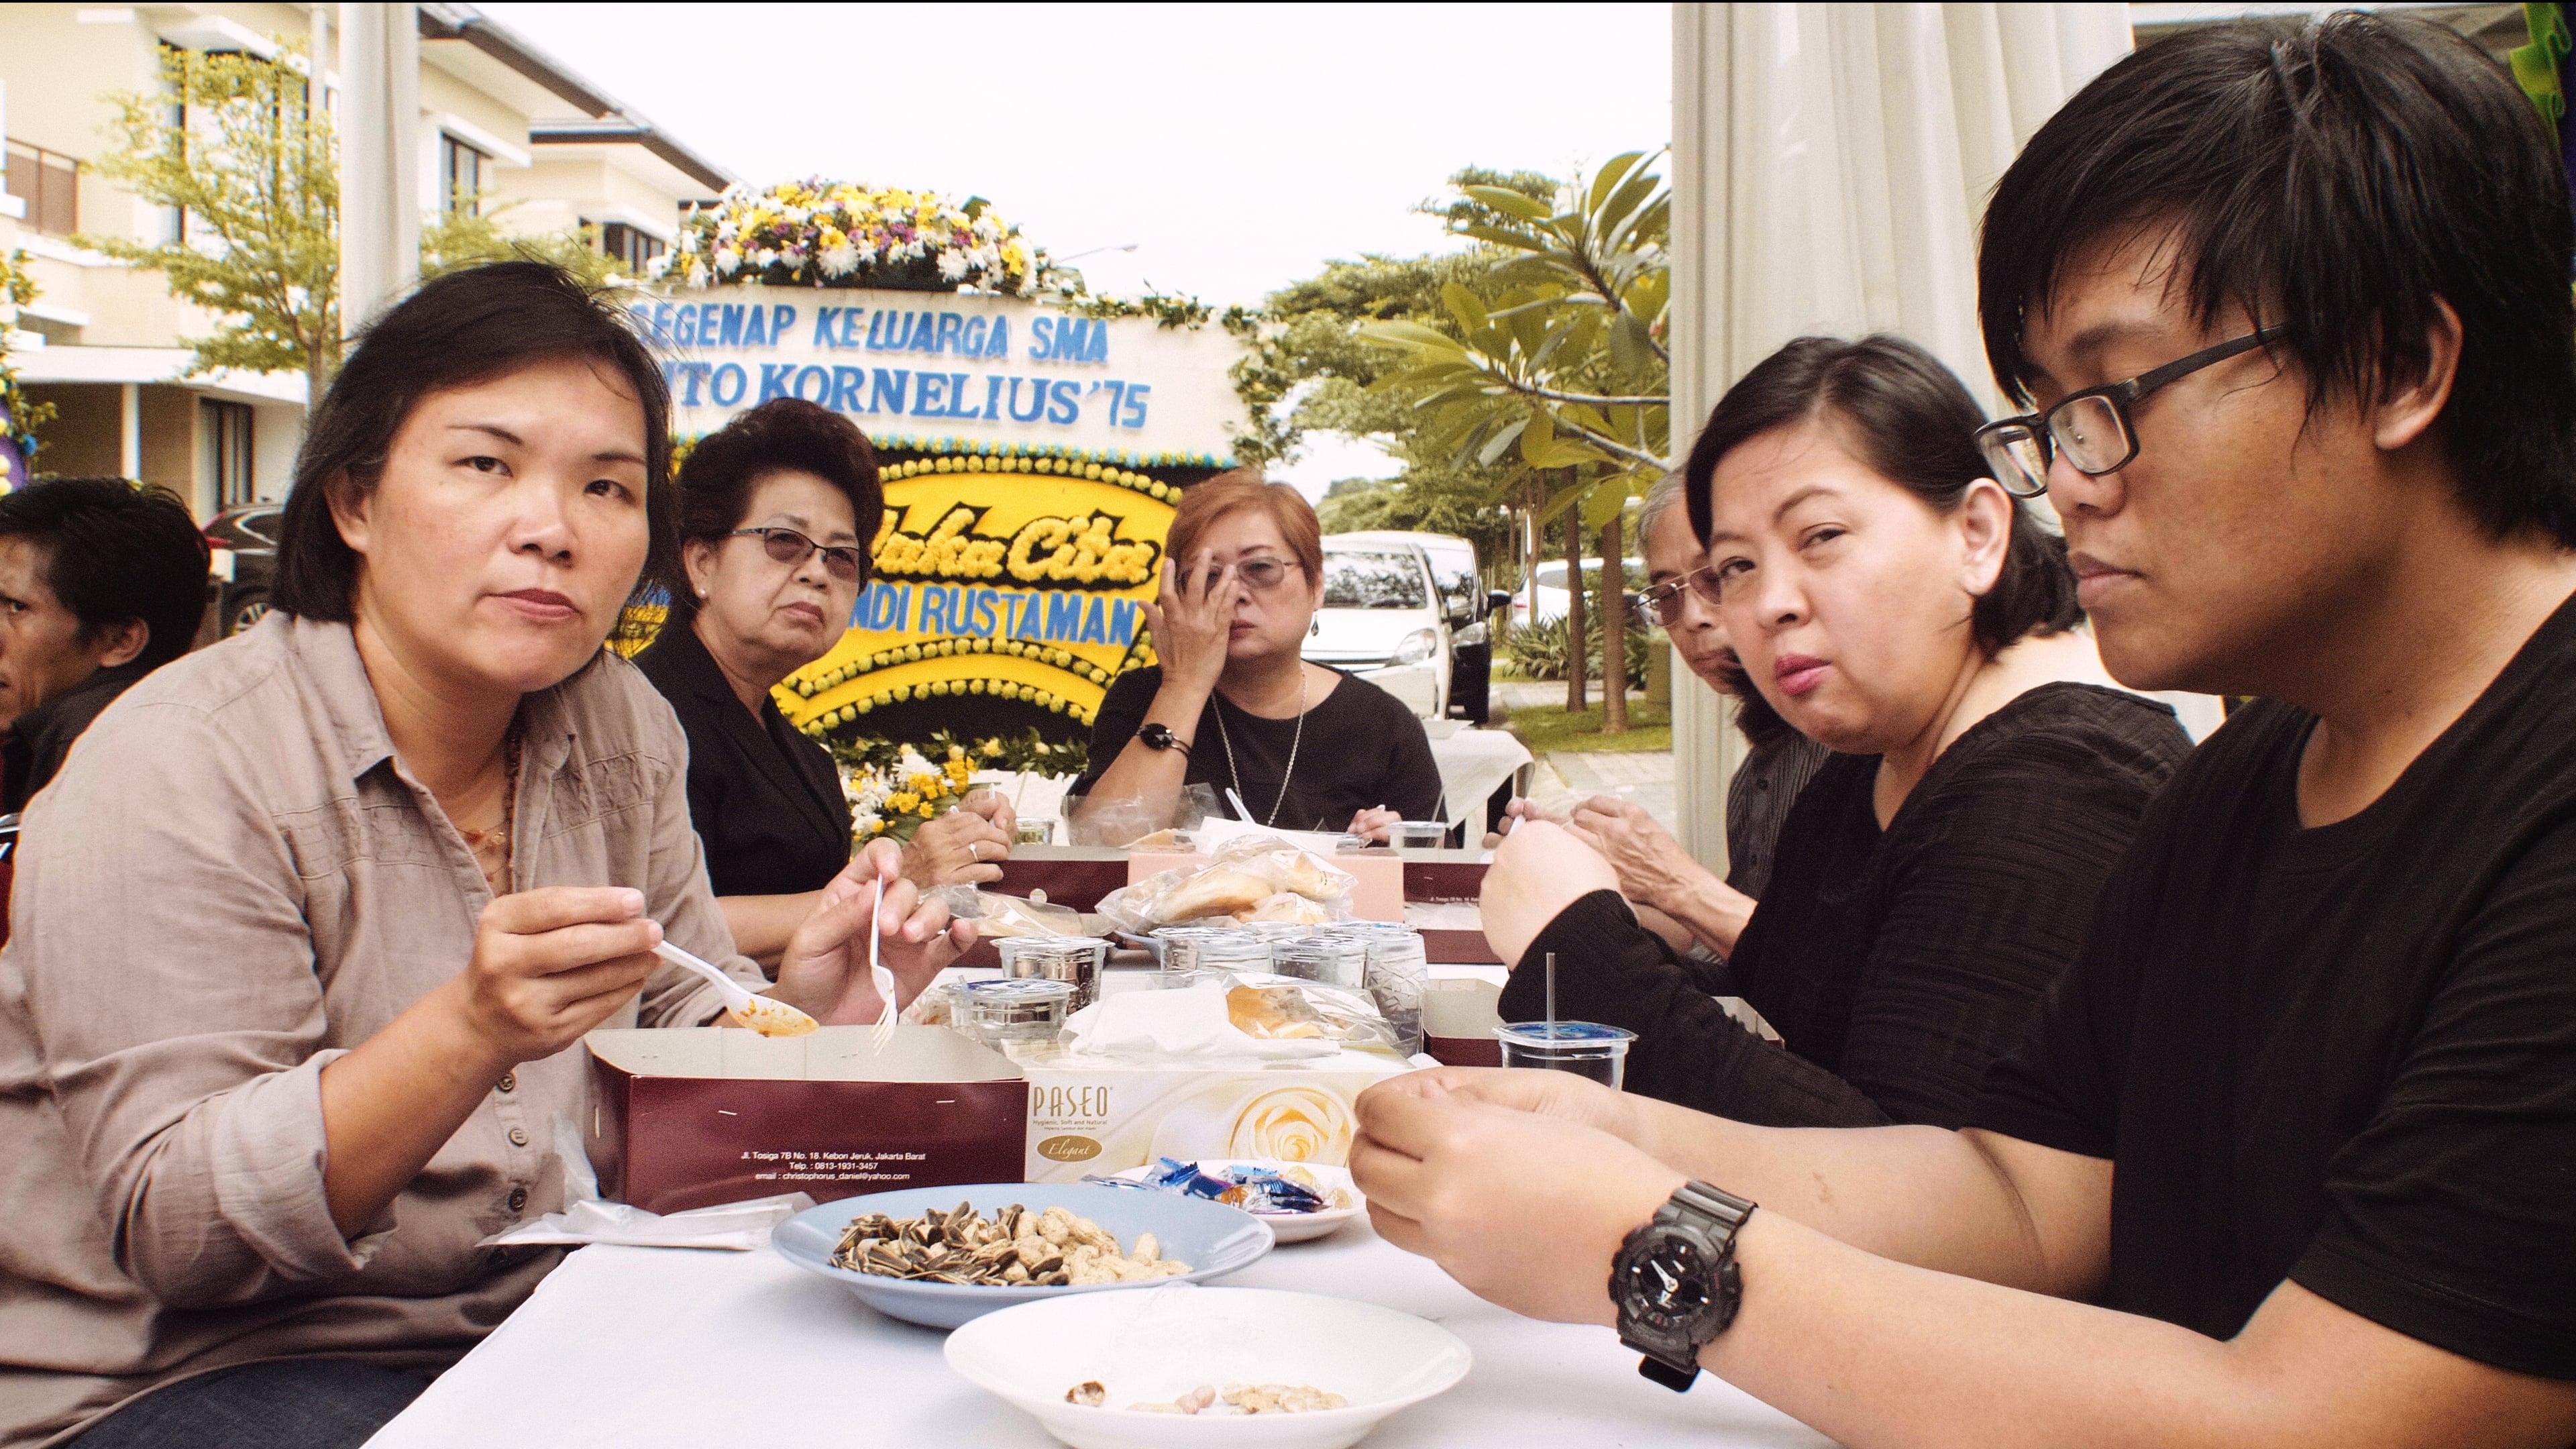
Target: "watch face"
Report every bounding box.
[1621,1236,1719,1336]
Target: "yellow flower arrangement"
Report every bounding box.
[661,178,1049,294]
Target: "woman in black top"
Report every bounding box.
[637,400,1013,967]
[1071,472,1442,841]
[1485,335,2192,1128]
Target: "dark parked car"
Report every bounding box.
[205,502,282,638]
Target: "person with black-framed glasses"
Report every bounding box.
[1354,15,2576,1448]
[635,398,1014,969]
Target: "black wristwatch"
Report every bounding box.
[1612,1180,1756,1391]
[1138,722,1191,756]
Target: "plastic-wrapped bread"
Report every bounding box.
[1236,892,1330,925]
[1156,867,1275,924]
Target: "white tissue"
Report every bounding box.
[476,1192,816,1251]
[1065,981,1337,1061]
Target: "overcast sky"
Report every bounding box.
[478,3,1674,489]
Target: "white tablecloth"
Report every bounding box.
[368,1222,1833,1448]
[1426,727,1533,835]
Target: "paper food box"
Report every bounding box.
[1008,1039,1415,1183]
[586,1026,1028,1214]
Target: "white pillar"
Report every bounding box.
[309,4,331,105]
[339,3,421,329]
[119,384,141,482]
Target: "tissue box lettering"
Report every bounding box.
[1011,1040,1411,1181]
[586,1026,1028,1214]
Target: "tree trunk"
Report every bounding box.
[1600,513,1628,733]
[1562,501,1589,712]
[1521,482,1542,633]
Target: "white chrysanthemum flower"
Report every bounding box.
[645,252,673,280]
[714,246,743,275]
[971,213,1001,241]
[753,247,780,268]
[936,249,971,280]
[819,243,861,278]
[684,258,708,287]
[715,219,739,241]
[782,204,810,225]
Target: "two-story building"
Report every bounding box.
[0,1,730,520]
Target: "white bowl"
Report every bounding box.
[946,1285,1471,1449]
[1106,1159,1365,1244]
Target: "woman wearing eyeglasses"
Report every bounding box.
[1480,335,2193,1129]
[1509,472,1830,963]
[635,399,1013,969]
[1070,470,1443,843]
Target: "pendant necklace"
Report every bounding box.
[1214,667,1305,827]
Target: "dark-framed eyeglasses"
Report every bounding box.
[1633,566,1718,628]
[1974,327,2278,498]
[729,526,865,582]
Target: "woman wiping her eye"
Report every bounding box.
[1069,471,1443,843]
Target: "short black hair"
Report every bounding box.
[0,476,207,668]
[272,261,677,620]
[1682,333,2082,658]
[673,397,883,603]
[1980,12,2576,545]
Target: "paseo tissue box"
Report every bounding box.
[585,1026,1029,1214]
[1007,1039,1414,1183]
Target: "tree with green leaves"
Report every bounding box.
[1364,152,1672,731]
[87,42,631,403]
[0,249,58,477]
[85,44,341,399]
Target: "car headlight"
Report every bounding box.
[1391,628,1438,665]
[1452,621,1488,647]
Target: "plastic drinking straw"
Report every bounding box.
[1546,952,1557,1036]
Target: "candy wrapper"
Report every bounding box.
[1145,1157,1329,1215]
[928,885,1083,940]
[1095,837,1358,932]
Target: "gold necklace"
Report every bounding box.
[459,727,524,893]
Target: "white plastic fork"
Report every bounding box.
[651,938,818,1038]
[865,876,898,1051]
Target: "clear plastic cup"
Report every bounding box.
[1393,820,1450,849]
[1014,816,1057,846]
[1494,1021,1638,1088]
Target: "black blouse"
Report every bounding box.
[1073,665,1444,831]
[633,619,853,898]
[1502,682,2192,1128]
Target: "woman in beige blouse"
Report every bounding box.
[0,262,971,1449]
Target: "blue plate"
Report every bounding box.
[771,1183,1275,1330]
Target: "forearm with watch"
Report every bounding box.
[1076,682,1208,821]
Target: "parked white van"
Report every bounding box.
[1326,529,1505,722]
[1303,538,1450,718]
[1511,555,1646,627]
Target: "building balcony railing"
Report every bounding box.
[3,138,78,238]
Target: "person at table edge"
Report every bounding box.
[0,262,971,1449]
[1355,15,2576,1448]
[1494,333,2190,1128]
[0,476,211,814]
[633,397,1014,970]
[1071,471,1442,841]
[1492,471,1830,979]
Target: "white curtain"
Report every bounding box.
[339,3,421,331]
[1666,3,2134,871]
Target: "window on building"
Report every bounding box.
[439,133,488,215]
[4,140,79,237]
[596,221,666,274]
[200,400,256,509]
